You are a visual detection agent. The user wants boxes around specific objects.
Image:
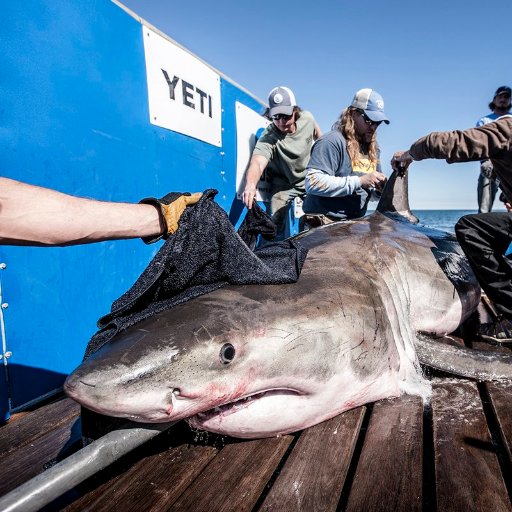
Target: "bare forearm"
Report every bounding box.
[242,155,268,209]
[0,178,164,246]
[245,161,265,188]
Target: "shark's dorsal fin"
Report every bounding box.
[376,169,419,224]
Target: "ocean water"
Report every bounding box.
[411,209,512,255]
[412,210,478,233]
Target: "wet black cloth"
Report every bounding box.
[237,201,277,250]
[84,189,307,358]
[455,212,512,318]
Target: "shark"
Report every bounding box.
[64,170,512,439]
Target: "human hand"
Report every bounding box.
[501,193,512,212]
[140,191,202,243]
[359,172,387,190]
[499,192,512,212]
[391,150,413,173]
[480,160,495,180]
[242,185,257,209]
[374,176,387,193]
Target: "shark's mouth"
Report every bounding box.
[189,389,301,423]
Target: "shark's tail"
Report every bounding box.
[376,169,419,224]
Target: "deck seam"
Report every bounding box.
[251,431,302,512]
[478,381,512,506]
[335,403,373,511]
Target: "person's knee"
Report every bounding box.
[455,214,479,247]
[271,190,293,209]
[456,212,484,230]
[455,215,471,234]
[271,204,288,229]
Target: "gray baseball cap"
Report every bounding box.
[351,88,390,124]
[268,86,296,117]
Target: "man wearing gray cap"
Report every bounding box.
[302,88,388,222]
[476,85,511,213]
[242,86,321,239]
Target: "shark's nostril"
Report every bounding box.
[80,380,97,388]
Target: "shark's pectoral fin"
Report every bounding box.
[415,334,512,381]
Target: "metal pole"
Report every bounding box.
[0,422,175,512]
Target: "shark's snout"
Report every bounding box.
[65,359,187,422]
[64,368,109,408]
[63,371,91,398]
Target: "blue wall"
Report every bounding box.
[0,0,264,419]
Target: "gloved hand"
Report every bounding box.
[499,192,512,212]
[480,160,495,180]
[140,192,202,243]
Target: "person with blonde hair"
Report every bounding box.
[303,88,388,223]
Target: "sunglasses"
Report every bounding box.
[356,109,381,127]
[272,113,292,121]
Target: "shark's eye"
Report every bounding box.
[220,343,235,364]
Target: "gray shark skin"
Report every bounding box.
[64,171,510,439]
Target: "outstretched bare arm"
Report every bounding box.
[0,177,164,246]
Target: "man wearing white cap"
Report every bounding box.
[242,86,321,239]
[303,88,388,222]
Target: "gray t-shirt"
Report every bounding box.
[303,130,380,219]
[252,111,316,189]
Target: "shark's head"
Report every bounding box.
[65,285,402,438]
[65,289,367,438]
[64,321,328,437]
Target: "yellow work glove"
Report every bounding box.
[140,192,202,243]
[160,193,202,234]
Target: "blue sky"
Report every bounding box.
[121,0,510,210]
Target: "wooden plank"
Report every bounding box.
[0,417,81,496]
[62,443,218,511]
[0,398,80,455]
[259,408,365,512]
[471,341,512,464]
[487,381,512,463]
[432,378,512,512]
[169,435,293,512]
[345,395,423,512]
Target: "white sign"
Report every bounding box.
[142,25,222,147]
[235,101,270,200]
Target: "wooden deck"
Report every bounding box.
[1,344,512,512]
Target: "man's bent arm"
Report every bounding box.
[409,117,512,163]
